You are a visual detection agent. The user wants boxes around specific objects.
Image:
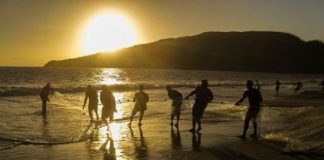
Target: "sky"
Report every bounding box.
[1,0,324,66]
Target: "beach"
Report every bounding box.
[0,67,324,160]
[1,103,323,160]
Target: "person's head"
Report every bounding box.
[201,80,208,88]
[46,83,51,88]
[87,85,91,89]
[139,85,144,91]
[102,85,108,91]
[246,80,254,89]
[166,86,172,91]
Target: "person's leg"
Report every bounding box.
[109,112,114,122]
[196,117,202,131]
[190,107,197,132]
[197,105,206,131]
[251,111,259,138]
[94,106,99,120]
[241,110,253,138]
[129,107,137,125]
[138,110,144,126]
[175,110,180,127]
[42,100,47,115]
[88,107,94,121]
[101,107,105,121]
[170,107,175,125]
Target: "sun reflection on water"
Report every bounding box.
[98,68,128,86]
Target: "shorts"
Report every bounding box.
[192,102,207,119]
[88,100,98,109]
[132,105,145,114]
[245,108,260,122]
[102,106,114,119]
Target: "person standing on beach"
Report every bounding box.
[235,80,263,139]
[185,80,213,132]
[275,80,281,96]
[83,85,99,122]
[100,85,117,123]
[293,81,303,94]
[40,83,52,116]
[129,85,149,126]
[166,86,183,127]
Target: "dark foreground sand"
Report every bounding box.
[1,108,323,160]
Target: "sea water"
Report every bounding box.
[0,67,323,154]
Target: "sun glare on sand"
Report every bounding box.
[82,11,139,55]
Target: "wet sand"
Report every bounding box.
[1,108,322,160]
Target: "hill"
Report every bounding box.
[44,31,324,73]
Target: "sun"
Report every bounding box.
[82,11,139,55]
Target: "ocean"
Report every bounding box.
[0,67,323,155]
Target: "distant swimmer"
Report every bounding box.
[40,83,53,115]
[320,80,324,91]
[83,85,99,122]
[275,80,281,96]
[185,80,213,132]
[166,86,183,127]
[293,81,303,94]
[129,85,149,126]
[235,80,263,140]
[100,85,117,123]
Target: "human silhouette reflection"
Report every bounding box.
[41,114,49,140]
[171,126,182,150]
[192,132,201,151]
[100,137,116,160]
[89,125,100,147]
[129,126,148,158]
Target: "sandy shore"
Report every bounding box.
[1,106,323,160]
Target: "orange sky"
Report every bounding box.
[1,0,324,66]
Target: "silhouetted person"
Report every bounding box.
[320,80,324,91]
[100,85,117,124]
[129,85,149,126]
[185,80,213,132]
[293,81,303,94]
[40,83,52,116]
[275,80,281,96]
[166,86,183,127]
[235,80,263,140]
[83,85,99,122]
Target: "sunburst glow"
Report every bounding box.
[82,11,139,55]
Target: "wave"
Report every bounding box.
[261,107,324,154]
[0,83,232,97]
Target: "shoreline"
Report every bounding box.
[1,108,323,160]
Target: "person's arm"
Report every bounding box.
[146,93,149,103]
[113,97,117,113]
[255,80,261,90]
[235,92,247,106]
[83,92,88,110]
[208,89,214,102]
[46,89,51,102]
[185,88,196,99]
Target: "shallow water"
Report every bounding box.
[0,67,323,156]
